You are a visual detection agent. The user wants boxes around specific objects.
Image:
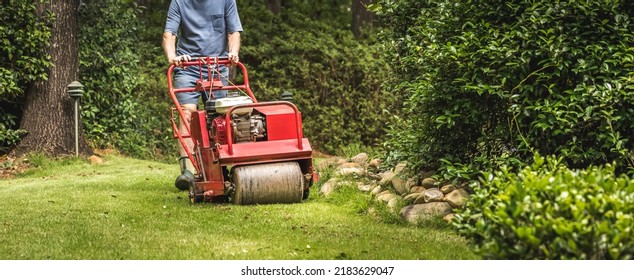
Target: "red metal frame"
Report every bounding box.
[166,58,257,174]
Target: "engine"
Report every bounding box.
[210,113,266,144]
[208,94,266,144]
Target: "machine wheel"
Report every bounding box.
[231,162,304,205]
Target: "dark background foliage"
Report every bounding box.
[0,0,395,159]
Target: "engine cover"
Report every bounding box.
[210,113,266,144]
[210,116,227,144]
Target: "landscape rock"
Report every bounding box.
[403,193,420,203]
[409,186,426,193]
[371,186,383,195]
[357,183,373,192]
[336,167,364,177]
[394,162,408,175]
[391,175,410,195]
[379,171,396,186]
[443,213,456,223]
[368,158,381,169]
[421,177,438,189]
[387,197,400,212]
[336,158,348,165]
[377,191,398,203]
[337,162,362,169]
[445,189,470,208]
[350,153,369,164]
[320,178,338,196]
[406,177,418,189]
[400,202,453,224]
[441,184,457,194]
[422,188,444,203]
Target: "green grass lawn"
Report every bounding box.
[0,154,477,260]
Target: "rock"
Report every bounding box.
[368,158,381,169]
[421,177,438,189]
[394,162,408,175]
[366,172,382,180]
[350,153,369,164]
[387,197,400,212]
[337,162,362,169]
[421,188,444,203]
[371,186,383,195]
[409,186,426,193]
[440,184,457,194]
[400,202,453,224]
[391,175,409,195]
[377,192,398,203]
[379,171,396,186]
[336,158,348,165]
[335,167,364,177]
[89,155,104,164]
[320,178,338,196]
[406,177,418,188]
[403,193,421,203]
[445,189,470,208]
[357,183,373,192]
[443,213,456,223]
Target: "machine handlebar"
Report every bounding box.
[173,56,231,67]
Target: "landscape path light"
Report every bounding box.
[67,81,84,157]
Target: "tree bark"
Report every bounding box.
[352,0,374,38]
[15,0,92,156]
[268,0,282,15]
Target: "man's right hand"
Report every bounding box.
[169,55,192,67]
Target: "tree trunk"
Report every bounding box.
[15,0,92,156]
[352,0,374,38]
[268,0,282,15]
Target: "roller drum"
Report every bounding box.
[231,162,304,205]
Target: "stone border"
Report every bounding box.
[317,153,470,225]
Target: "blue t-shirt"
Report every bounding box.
[164,0,243,57]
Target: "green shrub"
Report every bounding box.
[0,1,52,154]
[455,154,634,259]
[79,0,175,159]
[373,0,634,174]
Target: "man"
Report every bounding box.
[163,0,243,190]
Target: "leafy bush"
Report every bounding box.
[79,0,175,159]
[0,1,51,154]
[373,0,634,174]
[455,154,634,259]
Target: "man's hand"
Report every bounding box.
[227,32,241,66]
[169,54,192,67]
[228,52,239,65]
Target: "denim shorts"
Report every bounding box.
[173,66,229,105]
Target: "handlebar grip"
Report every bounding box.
[176,56,234,67]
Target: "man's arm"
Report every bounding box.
[163,32,190,66]
[227,32,241,64]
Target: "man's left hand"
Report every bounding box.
[228,52,239,65]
